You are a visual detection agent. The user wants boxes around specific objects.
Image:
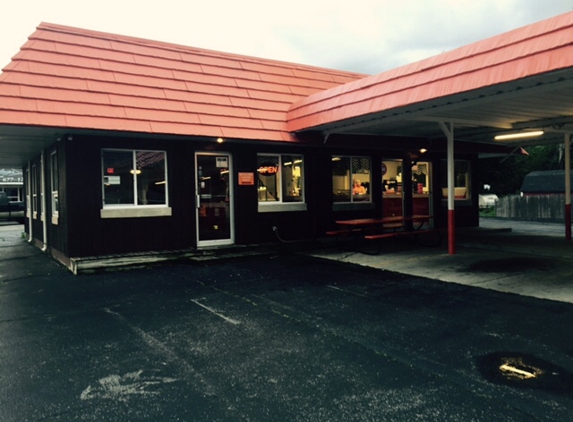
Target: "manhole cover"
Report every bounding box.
[476,352,573,397]
[464,257,553,273]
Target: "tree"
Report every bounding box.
[477,144,564,196]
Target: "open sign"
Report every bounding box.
[258,166,278,175]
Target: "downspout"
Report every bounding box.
[439,121,456,254]
[565,133,571,241]
[40,150,48,251]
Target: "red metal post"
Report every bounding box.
[448,209,456,254]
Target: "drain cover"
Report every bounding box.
[476,352,573,397]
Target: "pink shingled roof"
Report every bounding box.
[287,11,573,132]
[0,23,365,142]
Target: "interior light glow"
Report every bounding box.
[155,181,166,185]
[332,157,341,161]
[420,148,428,154]
[494,131,544,141]
[216,137,224,144]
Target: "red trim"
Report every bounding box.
[448,209,456,255]
[566,203,572,241]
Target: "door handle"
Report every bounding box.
[196,194,201,208]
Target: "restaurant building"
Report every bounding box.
[0,12,572,272]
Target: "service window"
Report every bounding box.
[101,149,171,218]
[25,168,31,218]
[257,154,305,212]
[441,159,471,200]
[31,164,37,219]
[50,151,59,224]
[332,156,372,203]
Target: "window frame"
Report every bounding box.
[257,153,307,213]
[50,150,59,225]
[31,164,37,219]
[101,148,172,219]
[332,155,373,205]
[25,167,31,218]
[440,159,472,203]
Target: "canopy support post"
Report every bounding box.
[439,121,456,254]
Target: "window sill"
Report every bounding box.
[101,207,172,219]
[258,203,307,213]
[333,202,375,212]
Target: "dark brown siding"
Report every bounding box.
[65,136,197,257]
[48,133,481,260]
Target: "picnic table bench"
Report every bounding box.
[327,215,440,253]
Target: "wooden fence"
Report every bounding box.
[495,194,571,221]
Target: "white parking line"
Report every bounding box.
[190,298,240,325]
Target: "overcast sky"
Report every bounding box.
[1,1,572,75]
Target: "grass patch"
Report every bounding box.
[479,207,496,218]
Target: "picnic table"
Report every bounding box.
[332,214,431,233]
[327,214,440,254]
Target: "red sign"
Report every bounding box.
[238,172,255,185]
[107,168,115,174]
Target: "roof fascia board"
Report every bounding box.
[301,69,573,135]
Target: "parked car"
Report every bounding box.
[0,191,25,223]
[479,194,498,209]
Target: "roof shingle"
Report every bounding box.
[0,22,365,142]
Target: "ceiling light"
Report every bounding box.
[494,130,544,141]
[216,137,224,144]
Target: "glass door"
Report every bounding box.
[382,159,403,217]
[412,161,432,216]
[195,152,234,247]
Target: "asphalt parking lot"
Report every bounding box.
[1,222,573,421]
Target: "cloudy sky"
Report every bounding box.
[1,0,572,75]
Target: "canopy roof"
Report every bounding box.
[1,12,573,166]
[288,12,573,146]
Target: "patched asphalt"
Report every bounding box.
[1,221,573,421]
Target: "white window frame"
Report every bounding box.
[441,159,472,203]
[257,153,307,213]
[50,150,59,225]
[31,164,37,219]
[25,168,31,218]
[101,149,172,219]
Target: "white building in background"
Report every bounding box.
[0,169,24,202]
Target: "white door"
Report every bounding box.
[195,152,234,247]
